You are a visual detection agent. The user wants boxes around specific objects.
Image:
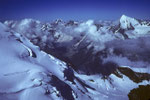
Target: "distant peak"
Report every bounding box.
[121,14,128,18]
[119,15,140,29]
[120,15,132,20]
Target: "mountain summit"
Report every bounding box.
[119,15,140,29]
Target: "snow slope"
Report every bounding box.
[0,22,90,100]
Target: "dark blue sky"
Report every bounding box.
[0,0,150,21]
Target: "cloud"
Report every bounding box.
[103,36,150,68]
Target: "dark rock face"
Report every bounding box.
[50,75,74,100]
[63,67,75,84]
[128,85,150,100]
[113,67,150,83]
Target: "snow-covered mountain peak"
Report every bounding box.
[120,15,140,29]
[120,14,130,19]
[55,19,62,23]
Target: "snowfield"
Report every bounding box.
[0,15,150,100]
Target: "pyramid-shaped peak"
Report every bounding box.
[121,14,129,17]
[121,14,128,18]
[119,15,140,29]
[120,15,133,21]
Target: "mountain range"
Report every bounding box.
[0,15,150,100]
